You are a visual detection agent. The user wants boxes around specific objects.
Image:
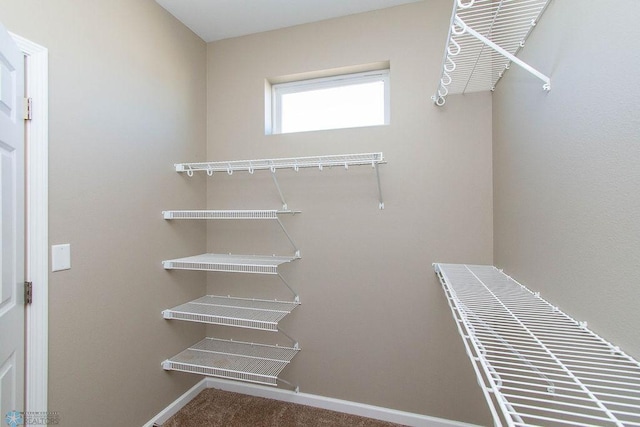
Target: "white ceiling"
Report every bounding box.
[156,0,424,42]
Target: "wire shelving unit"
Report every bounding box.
[163,209,300,256]
[162,209,299,220]
[162,253,297,275]
[163,253,299,302]
[175,152,384,174]
[162,338,300,388]
[434,263,640,426]
[174,152,386,209]
[433,0,552,106]
[163,154,381,390]
[162,295,299,331]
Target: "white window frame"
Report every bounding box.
[270,69,390,135]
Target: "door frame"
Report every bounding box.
[10,32,49,415]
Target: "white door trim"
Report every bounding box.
[10,32,49,415]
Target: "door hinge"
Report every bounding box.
[23,97,32,120]
[25,281,33,305]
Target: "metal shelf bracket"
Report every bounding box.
[277,327,300,350]
[275,215,300,258]
[278,272,299,303]
[270,169,288,210]
[277,377,300,393]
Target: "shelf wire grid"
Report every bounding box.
[174,152,385,174]
[434,0,551,105]
[162,338,299,386]
[162,253,298,275]
[162,210,299,220]
[434,263,640,427]
[162,209,301,256]
[162,295,300,331]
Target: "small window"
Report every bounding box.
[270,70,390,134]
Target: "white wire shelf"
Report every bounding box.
[162,253,298,275]
[174,152,385,175]
[174,152,386,209]
[162,338,299,387]
[433,0,552,106]
[162,295,300,331]
[434,263,640,427]
[162,210,299,220]
[162,210,301,256]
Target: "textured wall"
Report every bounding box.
[0,1,207,426]
[493,0,640,359]
[204,2,493,424]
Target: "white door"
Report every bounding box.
[0,20,25,425]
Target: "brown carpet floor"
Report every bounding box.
[162,388,405,427]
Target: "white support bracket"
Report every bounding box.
[277,377,300,393]
[270,170,288,210]
[455,16,551,91]
[278,272,299,303]
[277,327,300,351]
[374,163,384,210]
[275,216,300,258]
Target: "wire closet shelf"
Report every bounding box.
[162,253,300,301]
[162,209,301,256]
[162,338,299,387]
[434,263,640,427]
[174,152,386,209]
[174,152,385,175]
[433,0,552,106]
[162,210,299,220]
[162,253,298,275]
[162,295,299,332]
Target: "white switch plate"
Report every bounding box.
[52,244,71,272]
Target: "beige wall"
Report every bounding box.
[493,0,640,359]
[1,0,499,424]
[0,1,207,426]
[205,2,493,424]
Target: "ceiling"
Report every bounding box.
[155,0,424,42]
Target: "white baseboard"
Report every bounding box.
[142,379,208,427]
[144,377,479,427]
